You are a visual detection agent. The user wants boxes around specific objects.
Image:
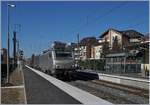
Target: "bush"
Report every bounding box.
[78,59,105,71]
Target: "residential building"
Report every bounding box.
[143,33,149,43]
[51,41,66,50]
[74,47,80,60]
[79,46,88,60]
[141,34,149,77]
[74,28,145,61]
[99,28,144,51]
[99,28,148,75]
[105,34,149,76]
[121,30,144,44]
[91,43,103,59]
[66,43,77,51]
[78,37,97,60]
[141,42,149,77]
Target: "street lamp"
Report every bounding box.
[8,4,16,7]
[6,3,15,83]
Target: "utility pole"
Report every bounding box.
[17,40,19,61]
[7,4,10,83]
[77,33,80,60]
[6,4,15,83]
[77,33,79,46]
[13,31,17,67]
[17,40,20,70]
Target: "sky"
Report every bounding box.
[1,1,149,58]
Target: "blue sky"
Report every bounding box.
[1,1,149,57]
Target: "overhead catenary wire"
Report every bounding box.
[69,1,129,35]
[69,1,148,39]
[124,20,148,29]
[84,1,148,34]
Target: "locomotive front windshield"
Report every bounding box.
[55,52,72,59]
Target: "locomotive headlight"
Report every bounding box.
[55,65,60,69]
[71,64,75,68]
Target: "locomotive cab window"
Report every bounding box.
[56,52,72,58]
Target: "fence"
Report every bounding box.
[78,59,105,71]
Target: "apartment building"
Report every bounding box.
[76,37,97,60]
[91,43,103,59]
[99,28,144,50]
[74,28,146,62]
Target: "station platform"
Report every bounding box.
[24,65,113,105]
[76,70,149,90]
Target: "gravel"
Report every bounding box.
[67,80,149,104]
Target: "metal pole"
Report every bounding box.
[136,58,137,73]
[17,40,20,71]
[124,56,126,73]
[17,40,19,63]
[77,33,80,64]
[77,33,79,51]
[13,31,17,67]
[6,5,10,83]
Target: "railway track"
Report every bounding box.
[68,80,137,104]
[91,80,149,98]
[67,71,149,104]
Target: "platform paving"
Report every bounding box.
[23,66,81,104]
[1,65,26,104]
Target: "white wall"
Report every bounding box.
[98,73,149,90]
[94,45,102,59]
[110,30,122,48]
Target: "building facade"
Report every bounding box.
[91,44,103,59]
[77,37,97,60]
[99,28,144,51]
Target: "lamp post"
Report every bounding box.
[6,4,15,83]
[16,40,20,70]
[77,33,80,69]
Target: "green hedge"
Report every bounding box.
[78,59,105,71]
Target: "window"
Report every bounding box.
[56,52,72,58]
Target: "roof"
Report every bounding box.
[79,36,97,46]
[99,28,144,39]
[144,33,149,41]
[120,30,144,38]
[99,28,122,38]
